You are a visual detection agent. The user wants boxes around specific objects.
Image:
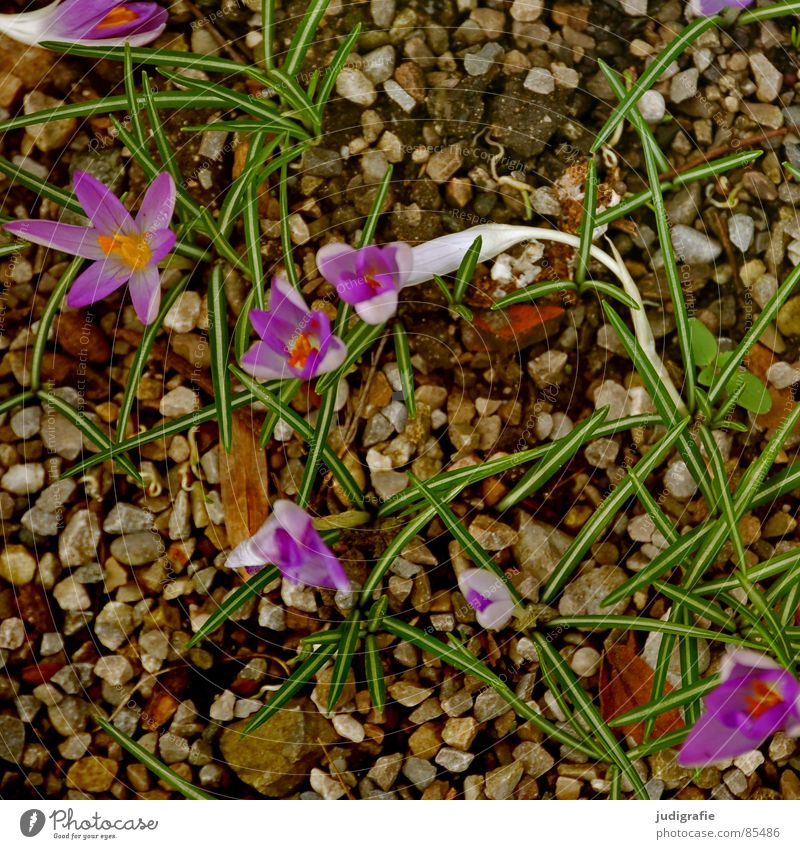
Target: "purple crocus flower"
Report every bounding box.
[4,171,176,325]
[458,568,516,630]
[240,276,347,381]
[0,0,167,47]
[689,0,754,16]
[226,500,351,592]
[678,649,800,767]
[316,242,413,325]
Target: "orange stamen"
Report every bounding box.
[288,333,314,369]
[97,232,152,271]
[744,679,783,719]
[97,5,139,28]
[365,275,381,291]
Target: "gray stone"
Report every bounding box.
[485,761,524,799]
[660,224,722,265]
[110,531,165,566]
[637,89,665,123]
[336,67,377,107]
[749,53,782,103]
[159,386,198,417]
[524,66,555,95]
[558,565,628,617]
[0,716,25,763]
[402,756,437,790]
[0,617,25,649]
[59,510,101,567]
[94,602,135,650]
[36,479,76,513]
[670,68,698,103]
[465,43,504,77]
[435,747,475,772]
[362,45,396,84]
[0,545,37,585]
[21,507,60,537]
[53,577,91,611]
[10,407,40,439]
[511,513,573,600]
[1,463,44,495]
[728,214,754,253]
[94,655,134,687]
[103,503,155,534]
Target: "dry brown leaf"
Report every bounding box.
[598,641,684,745]
[219,411,270,551]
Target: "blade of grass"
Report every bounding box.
[609,675,718,728]
[383,618,603,758]
[534,634,648,798]
[590,15,719,153]
[409,473,522,603]
[392,322,416,419]
[364,597,387,712]
[315,321,386,393]
[261,0,274,69]
[542,417,689,603]
[209,265,233,453]
[315,24,362,108]
[379,414,661,517]
[297,379,339,508]
[38,389,142,484]
[95,715,213,799]
[575,158,597,288]
[283,0,332,77]
[116,278,189,444]
[492,279,639,312]
[327,610,362,712]
[498,406,609,509]
[244,643,337,733]
[30,256,83,392]
[707,260,800,406]
[187,565,280,648]
[233,366,364,506]
[452,236,482,305]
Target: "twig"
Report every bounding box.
[669,128,789,178]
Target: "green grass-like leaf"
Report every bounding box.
[95,715,213,799]
[409,473,522,603]
[533,634,648,798]
[327,610,362,712]
[244,643,337,733]
[542,416,689,603]
[575,158,597,287]
[30,256,83,392]
[187,565,280,648]
[392,322,416,419]
[232,366,364,506]
[498,406,609,509]
[209,265,233,453]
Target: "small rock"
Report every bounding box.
[24,91,77,151]
[402,756,436,790]
[569,646,601,677]
[159,386,198,417]
[59,510,101,567]
[637,90,665,123]
[53,577,91,611]
[465,43,504,77]
[1,463,44,495]
[110,531,165,566]
[670,68,698,104]
[66,757,118,792]
[767,362,800,389]
[336,67,377,107]
[94,656,134,687]
[663,224,722,265]
[94,602,135,650]
[468,515,518,550]
[0,545,37,585]
[10,407,40,439]
[510,0,542,20]
[427,145,463,184]
[558,565,628,617]
[435,747,475,772]
[164,291,201,334]
[0,716,25,763]
[362,45,396,84]
[584,438,619,468]
[383,79,417,112]
[103,503,154,534]
[485,761,524,799]
[0,618,25,649]
[749,53,782,103]
[728,214,754,253]
[524,66,555,95]
[664,460,698,500]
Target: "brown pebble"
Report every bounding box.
[54,312,112,363]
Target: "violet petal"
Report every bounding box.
[3,220,106,260]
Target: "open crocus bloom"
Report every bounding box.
[226,500,351,592]
[0,0,167,47]
[4,171,176,325]
[678,649,800,767]
[689,0,754,16]
[316,242,413,325]
[458,568,516,630]
[240,276,347,381]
